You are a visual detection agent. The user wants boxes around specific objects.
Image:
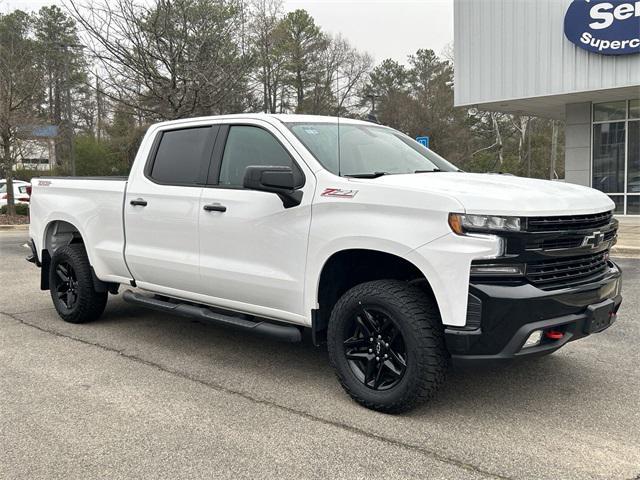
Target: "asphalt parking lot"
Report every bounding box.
[1,229,639,480]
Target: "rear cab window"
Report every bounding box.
[147,126,217,186]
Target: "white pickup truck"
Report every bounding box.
[28,114,623,413]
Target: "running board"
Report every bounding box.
[122,290,302,343]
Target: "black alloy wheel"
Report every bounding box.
[327,280,448,413]
[53,261,80,311]
[343,306,407,390]
[49,244,108,323]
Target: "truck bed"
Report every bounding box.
[29,176,131,284]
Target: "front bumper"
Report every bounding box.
[445,262,622,364]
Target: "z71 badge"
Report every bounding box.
[321,188,358,198]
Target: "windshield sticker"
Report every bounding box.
[321,188,358,198]
[303,127,320,135]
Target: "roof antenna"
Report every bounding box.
[336,73,342,177]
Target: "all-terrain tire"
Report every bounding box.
[327,279,448,413]
[49,244,108,323]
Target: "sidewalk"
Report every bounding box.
[613,216,640,256]
[0,224,29,231]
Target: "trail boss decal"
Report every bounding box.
[321,188,358,198]
[564,1,640,55]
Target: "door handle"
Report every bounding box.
[203,203,227,212]
[130,198,147,207]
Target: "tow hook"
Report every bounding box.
[544,330,564,340]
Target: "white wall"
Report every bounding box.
[564,102,592,187]
[454,0,640,108]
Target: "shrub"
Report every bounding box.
[76,135,130,176]
[1,203,29,216]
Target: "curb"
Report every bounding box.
[611,245,640,257]
[0,224,29,231]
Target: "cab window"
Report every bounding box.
[218,126,296,187]
[149,127,214,185]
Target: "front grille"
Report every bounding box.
[526,251,609,289]
[526,228,617,251]
[526,211,613,232]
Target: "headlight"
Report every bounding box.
[448,213,521,235]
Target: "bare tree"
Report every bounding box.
[510,115,533,165]
[472,112,505,167]
[67,0,254,120]
[248,0,286,113]
[0,11,43,215]
[305,34,372,115]
[332,36,373,112]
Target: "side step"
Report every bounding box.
[122,290,302,343]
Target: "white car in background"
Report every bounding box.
[0,179,31,207]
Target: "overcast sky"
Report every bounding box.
[2,0,454,64]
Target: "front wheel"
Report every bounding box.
[49,244,108,323]
[327,280,448,413]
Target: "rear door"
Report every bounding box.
[197,121,314,322]
[124,124,218,293]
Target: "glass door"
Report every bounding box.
[592,100,640,215]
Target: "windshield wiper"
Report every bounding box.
[414,169,441,173]
[345,172,390,178]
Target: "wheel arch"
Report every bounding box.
[43,219,85,255]
[40,219,113,293]
[312,247,440,345]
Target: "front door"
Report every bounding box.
[198,122,313,323]
[125,124,217,293]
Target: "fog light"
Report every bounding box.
[470,264,524,276]
[523,330,543,348]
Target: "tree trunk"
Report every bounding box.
[296,70,303,106]
[514,116,530,165]
[54,77,62,168]
[2,135,15,216]
[96,76,103,142]
[491,113,504,166]
[550,120,559,180]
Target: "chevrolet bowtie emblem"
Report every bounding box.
[581,231,605,249]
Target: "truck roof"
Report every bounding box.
[150,113,377,129]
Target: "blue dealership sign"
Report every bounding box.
[564,1,640,55]
[416,136,429,148]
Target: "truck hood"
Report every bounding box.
[365,172,614,216]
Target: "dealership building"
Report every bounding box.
[454,0,640,215]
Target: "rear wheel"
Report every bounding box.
[49,244,108,323]
[327,280,448,413]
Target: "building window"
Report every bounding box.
[630,100,640,119]
[592,100,640,215]
[594,101,627,122]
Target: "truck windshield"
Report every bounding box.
[285,122,459,176]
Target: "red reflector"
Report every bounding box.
[545,330,564,340]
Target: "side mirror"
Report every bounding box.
[243,166,303,208]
